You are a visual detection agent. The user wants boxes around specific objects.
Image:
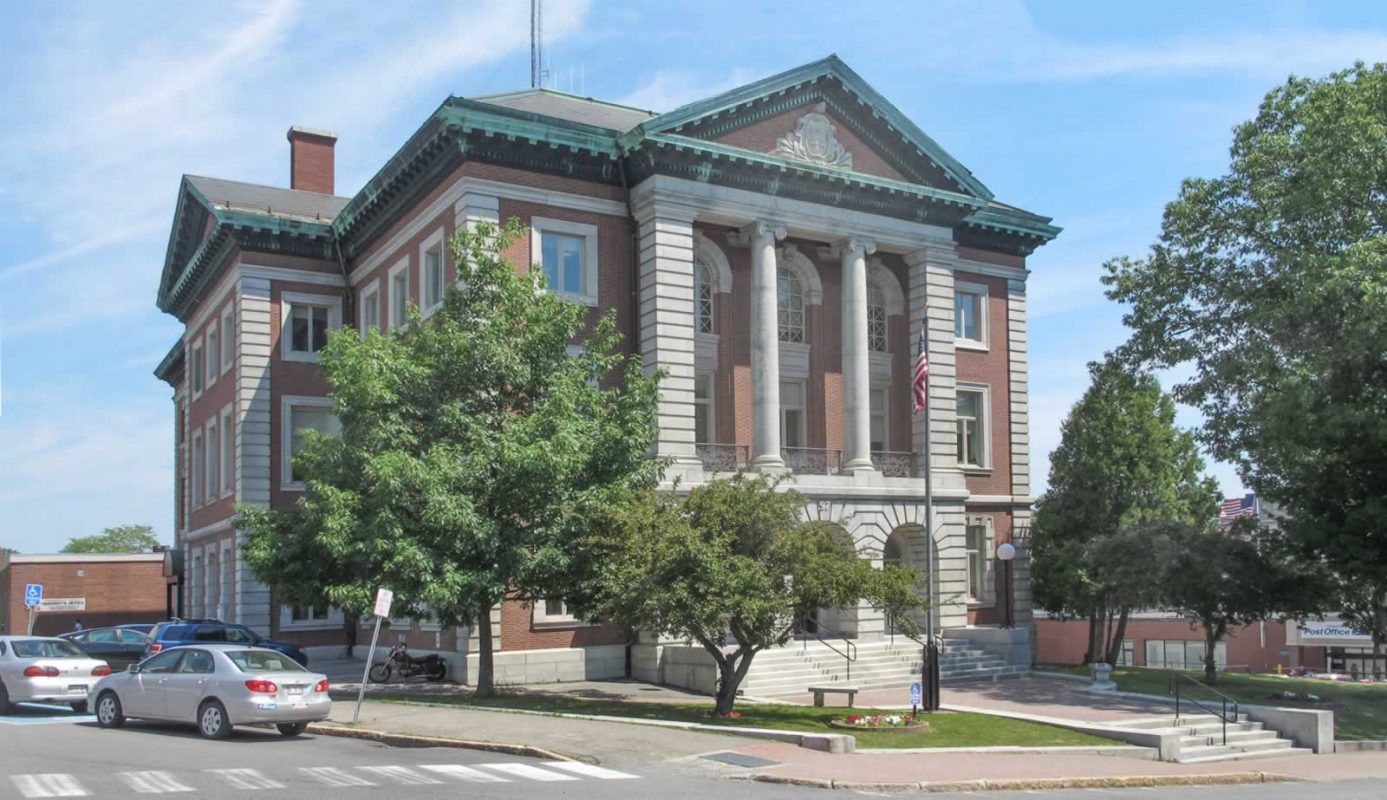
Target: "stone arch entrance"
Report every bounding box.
[884,524,933,636]
[805,522,861,639]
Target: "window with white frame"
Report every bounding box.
[777,267,806,343]
[870,386,888,452]
[694,259,715,334]
[533,598,583,626]
[1145,639,1227,670]
[1116,638,1135,667]
[780,380,807,450]
[421,234,445,314]
[285,303,331,358]
[191,343,204,397]
[191,430,205,507]
[281,602,343,630]
[190,556,202,617]
[532,217,599,305]
[868,282,888,352]
[206,418,219,504]
[220,306,235,374]
[954,283,988,348]
[956,386,989,468]
[206,327,219,386]
[694,373,714,444]
[965,518,994,603]
[389,262,410,328]
[220,406,234,496]
[360,282,381,331]
[282,397,339,488]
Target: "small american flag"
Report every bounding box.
[912,320,930,415]
[1220,494,1256,520]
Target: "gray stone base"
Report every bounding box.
[945,625,1033,668]
[460,645,626,687]
[632,643,718,695]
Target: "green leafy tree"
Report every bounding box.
[240,218,661,696]
[61,525,159,554]
[589,474,925,716]
[1031,359,1218,665]
[1103,64,1384,652]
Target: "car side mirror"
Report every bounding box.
[127,665,140,674]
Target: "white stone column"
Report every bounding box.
[732,221,787,470]
[834,238,875,472]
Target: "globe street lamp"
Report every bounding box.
[996,542,1016,629]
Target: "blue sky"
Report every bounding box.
[1,0,1384,553]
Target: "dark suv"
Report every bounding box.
[144,620,309,666]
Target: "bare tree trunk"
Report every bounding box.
[1107,607,1131,666]
[344,613,359,659]
[476,609,495,697]
[1204,623,1220,684]
[1086,608,1106,664]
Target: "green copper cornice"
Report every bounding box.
[154,339,184,387]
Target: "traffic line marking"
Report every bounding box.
[357,766,443,785]
[477,763,580,782]
[418,764,511,783]
[10,774,88,797]
[299,767,376,787]
[119,771,195,794]
[205,769,285,790]
[544,761,641,780]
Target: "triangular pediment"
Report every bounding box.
[640,55,992,201]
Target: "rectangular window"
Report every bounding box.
[1118,638,1135,667]
[283,398,338,487]
[288,304,329,354]
[694,374,714,444]
[191,431,205,507]
[780,381,806,450]
[1144,640,1228,670]
[954,284,988,347]
[532,218,599,305]
[221,306,235,373]
[533,598,584,626]
[291,603,330,623]
[220,407,234,496]
[206,328,219,386]
[956,387,987,468]
[361,283,381,331]
[422,241,445,313]
[965,521,992,603]
[541,232,585,296]
[206,418,219,504]
[389,263,409,328]
[870,386,888,452]
[191,344,204,396]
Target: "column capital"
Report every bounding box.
[729,220,787,247]
[820,237,876,262]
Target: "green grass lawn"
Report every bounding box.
[372,692,1113,749]
[1044,665,1387,740]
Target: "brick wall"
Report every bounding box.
[955,271,1014,496]
[500,599,626,651]
[0,560,170,636]
[1035,617,1304,674]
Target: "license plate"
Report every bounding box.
[67,685,87,694]
[285,686,305,695]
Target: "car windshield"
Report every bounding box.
[225,650,305,673]
[11,639,87,658]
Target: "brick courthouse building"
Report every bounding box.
[154,57,1058,686]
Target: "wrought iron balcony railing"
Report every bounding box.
[696,443,749,473]
[782,447,841,475]
[871,450,915,477]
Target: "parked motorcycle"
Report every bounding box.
[368,643,448,683]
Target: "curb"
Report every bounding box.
[305,722,583,763]
[751,770,1300,792]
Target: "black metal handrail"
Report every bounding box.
[798,618,857,681]
[1169,671,1240,745]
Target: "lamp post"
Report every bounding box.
[996,542,1016,629]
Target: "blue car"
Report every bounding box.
[144,620,308,666]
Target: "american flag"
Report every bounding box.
[912,320,930,415]
[1220,494,1256,520]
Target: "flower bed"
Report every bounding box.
[829,714,930,733]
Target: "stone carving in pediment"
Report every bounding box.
[774,102,853,169]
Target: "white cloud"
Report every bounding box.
[617,68,761,113]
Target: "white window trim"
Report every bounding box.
[280,292,343,364]
[387,259,411,328]
[220,305,236,376]
[531,216,600,306]
[205,416,219,507]
[964,515,996,606]
[280,395,337,492]
[419,228,447,318]
[205,328,219,388]
[694,372,715,445]
[191,429,205,508]
[190,342,205,401]
[954,281,990,352]
[956,382,992,471]
[279,602,344,632]
[780,379,808,451]
[532,599,593,629]
[220,403,235,498]
[359,278,381,333]
[870,384,890,453]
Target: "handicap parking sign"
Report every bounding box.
[24,584,42,608]
[909,681,922,706]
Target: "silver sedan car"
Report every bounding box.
[0,636,112,714]
[89,643,331,739]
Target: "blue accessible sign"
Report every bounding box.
[909,681,922,706]
[24,583,43,608]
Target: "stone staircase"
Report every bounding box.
[740,638,1027,698]
[1113,713,1310,763]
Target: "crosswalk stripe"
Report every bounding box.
[119,771,195,794]
[543,761,641,780]
[205,769,285,790]
[10,774,88,798]
[357,766,443,785]
[418,764,511,783]
[476,763,579,782]
[299,767,377,787]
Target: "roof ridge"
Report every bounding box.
[184,173,350,200]
[470,87,658,115]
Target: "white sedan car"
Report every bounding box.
[0,636,112,713]
[89,643,331,739]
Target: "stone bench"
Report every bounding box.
[808,685,860,707]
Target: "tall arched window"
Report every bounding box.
[868,282,888,352]
[778,267,805,343]
[694,259,714,334]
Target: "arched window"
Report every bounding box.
[868,282,888,352]
[694,259,714,334]
[778,267,805,343]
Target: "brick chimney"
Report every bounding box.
[286,125,337,194]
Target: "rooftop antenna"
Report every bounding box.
[530,0,544,89]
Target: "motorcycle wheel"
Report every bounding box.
[425,659,447,682]
[367,663,392,683]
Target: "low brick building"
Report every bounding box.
[0,553,175,636]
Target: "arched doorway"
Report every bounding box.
[884,524,932,636]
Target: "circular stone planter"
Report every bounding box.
[829,720,930,734]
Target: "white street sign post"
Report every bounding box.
[24,583,42,635]
[354,588,393,724]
